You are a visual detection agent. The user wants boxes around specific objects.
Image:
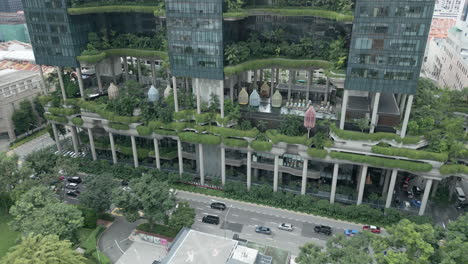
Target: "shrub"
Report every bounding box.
[48,107,79,116]
[208,126,259,138]
[71,117,84,126]
[38,95,54,106]
[371,146,448,162]
[194,113,214,124]
[252,8,354,22]
[266,130,308,145]
[251,140,273,152]
[330,124,421,144]
[97,212,115,222]
[223,138,248,148]
[80,207,98,229]
[178,132,221,145]
[440,164,468,175]
[109,122,129,131]
[224,58,332,76]
[136,223,179,238]
[45,114,68,124]
[173,109,195,121]
[136,125,152,136]
[330,151,433,172]
[307,148,328,159]
[154,129,178,136]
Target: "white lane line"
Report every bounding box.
[196,207,204,210]
[120,238,128,243]
[114,240,125,254]
[251,218,258,221]
[232,214,239,217]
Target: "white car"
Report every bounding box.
[278,223,294,231]
[66,182,79,189]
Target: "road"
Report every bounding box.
[177,191,364,256]
[8,133,56,160]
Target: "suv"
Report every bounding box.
[67,176,82,184]
[314,225,332,236]
[66,182,79,189]
[202,215,219,225]
[210,202,226,211]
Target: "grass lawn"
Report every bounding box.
[77,227,112,264]
[0,212,19,258]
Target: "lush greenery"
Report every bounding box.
[167,202,195,231]
[251,140,273,152]
[79,173,116,213]
[11,99,45,136]
[439,164,468,175]
[9,128,47,150]
[307,148,328,159]
[79,227,111,264]
[251,0,353,13]
[330,152,433,172]
[136,223,179,238]
[0,212,18,259]
[178,132,222,145]
[0,234,87,264]
[223,138,249,148]
[331,124,421,144]
[371,146,448,162]
[250,8,353,21]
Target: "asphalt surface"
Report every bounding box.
[177,191,364,256]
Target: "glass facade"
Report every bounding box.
[345,0,435,94]
[22,0,90,67]
[166,0,224,80]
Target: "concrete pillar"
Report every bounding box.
[230,77,234,102]
[76,67,85,100]
[419,179,433,216]
[400,95,414,138]
[399,94,407,119]
[385,169,398,208]
[110,58,117,84]
[247,151,252,190]
[220,80,225,118]
[177,139,183,175]
[276,68,280,84]
[382,170,391,196]
[288,70,293,100]
[357,165,368,205]
[253,70,258,83]
[151,60,156,86]
[109,132,117,164]
[123,57,129,81]
[38,65,47,94]
[324,77,330,103]
[70,126,79,156]
[253,168,258,182]
[339,90,349,129]
[431,180,439,198]
[330,163,339,204]
[396,94,402,105]
[88,128,97,161]
[56,66,67,101]
[199,144,205,185]
[131,136,138,168]
[273,155,279,192]
[51,123,62,152]
[195,78,201,114]
[172,76,179,112]
[271,68,275,95]
[137,58,142,83]
[370,92,381,133]
[379,171,385,186]
[95,65,103,93]
[301,159,308,195]
[154,138,161,169]
[185,78,190,92]
[221,147,226,185]
[259,69,263,82]
[306,70,312,102]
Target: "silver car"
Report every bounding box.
[278,223,294,231]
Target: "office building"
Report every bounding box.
[0,0,23,13]
[0,12,30,43]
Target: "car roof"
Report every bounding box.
[68,182,78,185]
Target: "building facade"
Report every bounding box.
[0,0,23,13]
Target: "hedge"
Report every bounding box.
[48,107,79,116]
[252,8,353,22]
[330,151,433,172]
[119,145,150,159]
[38,95,55,106]
[173,109,195,121]
[266,130,309,145]
[68,5,162,15]
[178,132,221,145]
[195,113,213,124]
[77,48,167,64]
[154,129,178,136]
[223,138,249,148]
[440,164,468,175]
[136,223,179,238]
[371,146,448,162]
[71,117,84,126]
[224,58,332,76]
[45,114,68,124]
[307,148,328,159]
[109,122,129,131]
[331,124,421,145]
[251,140,273,152]
[77,100,140,124]
[207,126,259,138]
[223,11,248,19]
[9,128,47,149]
[136,125,152,136]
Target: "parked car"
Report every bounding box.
[363,225,381,234]
[121,180,129,186]
[314,225,332,236]
[344,229,359,236]
[202,215,219,225]
[406,190,414,199]
[66,190,80,197]
[66,182,79,189]
[210,202,226,211]
[67,176,82,184]
[412,186,422,196]
[278,223,293,231]
[410,200,421,208]
[255,226,271,235]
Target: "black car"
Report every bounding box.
[121,180,129,186]
[210,202,226,211]
[66,190,80,197]
[202,215,220,225]
[314,225,332,236]
[67,176,82,184]
[412,186,422,195]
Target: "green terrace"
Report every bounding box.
[224,58,333,76]
[77,49,168,64]
[223,8,354,22]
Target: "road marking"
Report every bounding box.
[196,207,204,210]
[251,218,258,221]
[120,238,129,243]
[232,214,239,217]
[134,248,141,262]
[114,240,125,254]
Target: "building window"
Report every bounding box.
[351,68,379,79]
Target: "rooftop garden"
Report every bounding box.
[67,0,164,15]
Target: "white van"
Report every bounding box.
[455,187,466,203]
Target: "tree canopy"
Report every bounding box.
[79,172,116,213]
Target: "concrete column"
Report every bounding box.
[276,68,280,84]
[70,126,79,156]
[220,80,225,118]
[330,163,339,204]
[271,68,275,94]
[110,58,117,84]
[199,144,205,185]
[370,92,381,133]
[230,77,234,102]
[324,77,330,103]
[400,95,413,138]
[288,70,293,100]
[177,139,183,175]
[123,57,129,81]
[247,151,252,190]
[273,155,279,192]
[95,65,103,93]
[38,65,47,94]
[76,67,85,100]
[185,78,190,92]
[56,66,67,101]
[382,170,391,196]
[195,78,201,114]
[379,171,385,186]
[399,94,407,119]
[253,70,258,83]
[131,136,138,168]
[151,60,156,86]
[153,138,161,169]
[88,128,97,161]
[357,165,368,205]
[339,90,349,129]
[385,169,398,208]
[259,69,263,82]
[431,180,439,198]
[396,94,402,105]
[109,132,117,164]
[51,123,62,152]
[301,159,308,195]
[137,58,142,83]
[419,179,433,216]
[172,76,179,112]
[306,70,312,102]
[221,147,226,186]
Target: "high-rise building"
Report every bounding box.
[20,0,443,216]
[0,0,23,13]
